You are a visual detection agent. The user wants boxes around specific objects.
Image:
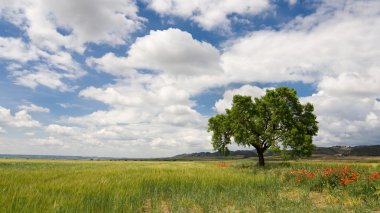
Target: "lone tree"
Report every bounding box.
[208,87,318,166]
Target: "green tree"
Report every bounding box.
[208,87,318,166]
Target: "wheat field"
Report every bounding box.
[0,159,379,212]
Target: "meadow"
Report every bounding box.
[0,158,379,212]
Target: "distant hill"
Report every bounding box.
[314,145,380,156]
[173,150,256,160]
[1,145,379,160]
[173,145,380,159]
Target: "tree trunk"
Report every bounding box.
[257,149,265,167]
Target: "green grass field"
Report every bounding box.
[0,158,379,212]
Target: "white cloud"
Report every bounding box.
[60,64,213,156]
[217,0,380,147]
[0,37,39,62]
[24,132,35,136]
[287,0,297,6]
[126,29,221,75]
[86,53,137,77]
[44,0,142,49]
[46,124,78,135]
[59,68,207,158]
[89,28,222,77]
[12,67,72,91]
[5,51,86,91]
[72,78,199,126]
[0,106,41,128]
[301,92,380,146]
[1,0,141,91]
[34,137,66,147]
[19,104,50,113]
[79,86,145,107]
[71,0,380,154]
[0,126,6,134]
[158,105,202,126]
[66,109,150,126]
[214,85,267,113]
[39,123,212,157]
[221,0,380,84]
[83,80,192,107]
[318,71,380,98]
[88,28,227,97]
[0,0,143,52]
[38,51,84,77]
[1,0,380,156]
[1,39,86,91]
[145,0,271,31]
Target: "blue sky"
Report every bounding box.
[0,0,379,157]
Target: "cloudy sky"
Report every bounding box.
[0,0,379,157]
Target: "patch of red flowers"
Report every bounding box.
[215,162,231,168]
[288,164,379,188]
[368,171,380,181]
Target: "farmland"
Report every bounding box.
[0,158,379,212]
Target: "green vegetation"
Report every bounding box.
[0,159,379,212]
[208,87,318,166]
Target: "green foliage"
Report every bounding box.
[208,87,318,165]
[208,113,233,156]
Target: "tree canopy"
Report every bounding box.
[208,87,318,166]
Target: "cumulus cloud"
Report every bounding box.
[79,86,144,107]
[127,29,222,75]
[145,0,270,31]
[40,123,212,157]
[214,85,267,113]
[24,132,35,136]
[221,0,380,84]
[89,28,222,77]
[78,33,222,155]
[0,37,39,62]
[18,104,50,113]
[12,66,75,91]
[0,0,143,52]
[70,76,204,127]
[301,93,380,146]
[2,40,85,91]
[158,105,202,126]
[0,0,142,90]
[34,137,66,147]
[287,0,297,6]
[79,79,193,109]
[88,28,227,95]
[46,124,78,135]
[216,0,380,147]
[1,0,380,156]
[0,126,6,134]
[86,53,137,77]
[0,106,41,128]
[60,69,213,156]
[318,71,380,98]
[68,0,380,153]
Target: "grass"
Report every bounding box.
[0,158,379,212]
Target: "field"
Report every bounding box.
[0,158,379,212]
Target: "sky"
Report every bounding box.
[0,0,379,158]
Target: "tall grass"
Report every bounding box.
[0,159,378,212]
